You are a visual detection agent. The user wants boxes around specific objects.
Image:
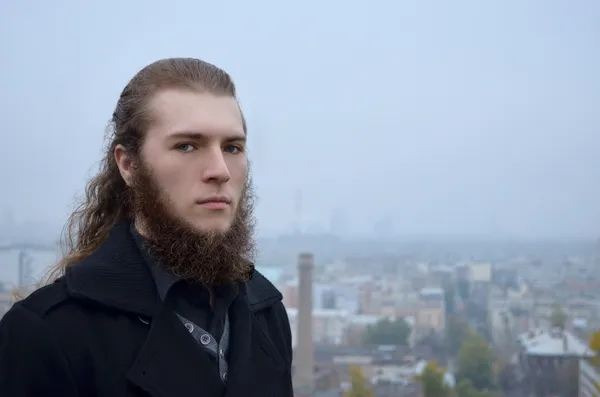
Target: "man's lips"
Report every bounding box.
[196,196,231,210]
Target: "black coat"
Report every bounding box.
[0,223,293,397]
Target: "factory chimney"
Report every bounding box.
[294,252,315,395]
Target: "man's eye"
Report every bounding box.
[176,144,195,153]
[224,145,241,154]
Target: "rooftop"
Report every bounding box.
[419,287,444,296]
[518,328,595,358]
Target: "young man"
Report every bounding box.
[0,58,293,397]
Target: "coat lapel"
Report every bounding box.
[224,285,286,397]
[127,301,225,397]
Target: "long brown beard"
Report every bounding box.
[129,160,256,286]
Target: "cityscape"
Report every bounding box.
[2,221,600,397]
[2,1,599,396]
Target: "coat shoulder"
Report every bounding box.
[0,279,81,396]
[14,277,72,318]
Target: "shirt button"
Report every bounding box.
[184,323,194,333]
[219,349,224,357]
[200,333,211,345]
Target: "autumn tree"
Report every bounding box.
[588,330,600,394]
[456,330,495,391]
[589,330,600,360]
[345,365,374,397]
[363,317,411,346]
[415,361,452,397]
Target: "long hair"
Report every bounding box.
[46,58,243,282]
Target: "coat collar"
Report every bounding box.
[65,221,282,317]
[125,273,287,397]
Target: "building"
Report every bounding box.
[469,263,492,283]
[518,328,595,397]
[415,287,445,336]
[579,359,600,397]
[283,281,361,314]
[287,308,349,347]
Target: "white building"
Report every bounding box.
[282,281,361,314]
[517,328,595,358]
[469,263,492,283]
[286,308,398,348]
[287,307,350,347]
[579,359,600,397]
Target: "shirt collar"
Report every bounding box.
[129,222,179,300]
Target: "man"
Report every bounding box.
[0,58,293,397]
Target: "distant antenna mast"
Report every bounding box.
[18,251,33,288]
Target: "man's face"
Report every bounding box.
[138,89,247,235]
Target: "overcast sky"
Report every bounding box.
[1,0,599,240]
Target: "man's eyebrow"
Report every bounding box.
[167,131,246,142]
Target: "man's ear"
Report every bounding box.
[114,144,135,186]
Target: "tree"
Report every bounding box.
[550,305,567,329]
[415,361,452,397]
[446,314,468,356]
[588,331,600,394]
[456,330,495,391]
[589,330,600,367]
[589,330,600,353]
[345,365,374,397]
[363,317,411,346]
[455,380,496,397]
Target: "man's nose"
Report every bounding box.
[201,148,231,184]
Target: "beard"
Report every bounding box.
[128,160,256,286]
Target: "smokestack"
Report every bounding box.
[294,252,315,395]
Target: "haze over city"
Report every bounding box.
[2,2,600,396]
[1,0,599,244]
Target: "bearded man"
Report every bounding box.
[0,58,293,397]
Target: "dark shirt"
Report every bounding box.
[129,224,238,340]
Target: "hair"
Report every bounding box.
[46,58,245,282]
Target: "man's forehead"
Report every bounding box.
[147,89,245,139]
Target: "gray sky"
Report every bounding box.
[0,0,599,240]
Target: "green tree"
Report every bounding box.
[455,380,497,397]
[446,314,468,356]
[345,365,374,397]
[550,305,567,329]
[363,317,411,346]
[456,330,495,391]
[415,361,452,397]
